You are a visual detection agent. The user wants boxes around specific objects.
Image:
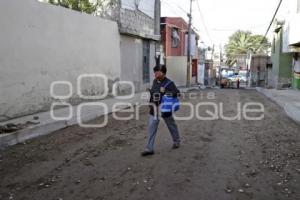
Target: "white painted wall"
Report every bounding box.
[280,0,300,52]
[0,0,121,121]
[184,34,197,56]
[198,64,205,85]
[166,56,189,87]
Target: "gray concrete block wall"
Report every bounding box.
[119,9,155,38]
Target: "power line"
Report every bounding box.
[173,4,189,15]
[261,0,283,43]
[195,0,213,45]
[162,0,204,39]
[162,1,188,20]
[211,24,266,32]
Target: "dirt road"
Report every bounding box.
[0,89,299,200]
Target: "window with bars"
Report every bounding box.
[171,28,180,48]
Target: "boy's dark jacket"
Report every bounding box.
[149,77,180,117]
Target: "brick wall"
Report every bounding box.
[161,17,188,57]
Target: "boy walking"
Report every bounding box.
[141,65,181,156]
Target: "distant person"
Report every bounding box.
[141,65,181,156]
[237,77,240,89]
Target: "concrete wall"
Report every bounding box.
[266,66,273,87]
[198,64,205,85]
[119,8,157,39]
[0,0,121,121]
[271,29,293,89]
[166,56,189,87]
[278,0,300,52]
[249,56,269,87]
[120,35,156,91]
[283,14,300,52]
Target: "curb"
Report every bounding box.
[256,87,300,125]
[0,95,145,149]
[0,121,67,149]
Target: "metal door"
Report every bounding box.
[143,40,150,83]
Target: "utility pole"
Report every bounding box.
[186,0,193,88]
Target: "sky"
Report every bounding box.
[161,0,282,47]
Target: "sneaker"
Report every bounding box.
[172,143,180,149]
[141,150,154,156]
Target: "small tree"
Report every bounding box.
[48,0,97,14]
[225,30,270,66]
[94,0,119,19]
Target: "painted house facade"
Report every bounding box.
[271,0,300,89]
[117,0,161,92]
[160,17,199,86]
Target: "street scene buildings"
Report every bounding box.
[160,17,199,86]
[0,0,300,200]
[270,0,300,89]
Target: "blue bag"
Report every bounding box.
[160,81,180,113]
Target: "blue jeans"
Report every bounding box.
[146,114,180,152]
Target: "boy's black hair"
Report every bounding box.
[153,64,167,74]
